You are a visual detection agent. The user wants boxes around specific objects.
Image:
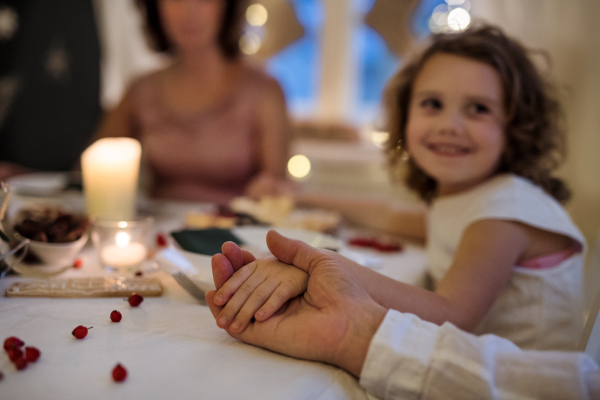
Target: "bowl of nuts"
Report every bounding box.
[13,207,89,265]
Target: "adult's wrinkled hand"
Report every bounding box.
[208,230,387,376]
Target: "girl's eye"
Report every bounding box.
[420,98,442,110]
[468,102,490,114]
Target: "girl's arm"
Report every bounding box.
[244,78,292,199]
[297,193,427,240]
[347,219,529,331]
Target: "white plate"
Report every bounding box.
[156,226,343,291]
[232,226,341,254]
[8,172,68,196]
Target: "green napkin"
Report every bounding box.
[170,228,244,256]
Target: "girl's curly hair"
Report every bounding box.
[384,24,569,203]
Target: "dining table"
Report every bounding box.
[0,193,427,400]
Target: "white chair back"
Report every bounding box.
[579,289,600,364]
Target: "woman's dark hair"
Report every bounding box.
[384,24,570,203]
[136,0,246,59]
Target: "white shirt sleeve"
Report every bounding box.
[359,310,600,400]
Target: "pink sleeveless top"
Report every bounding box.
[130,66,272,204]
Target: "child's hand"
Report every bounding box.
[212,256,308,333]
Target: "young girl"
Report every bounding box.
[211,25,586,351]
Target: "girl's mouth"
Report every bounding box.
[427,143,471,156]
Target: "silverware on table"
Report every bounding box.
[171,271,207,305]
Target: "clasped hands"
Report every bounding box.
[206,230,387,377]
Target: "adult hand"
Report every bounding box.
[207,230,387,377]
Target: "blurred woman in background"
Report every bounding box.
[96,0,291,204]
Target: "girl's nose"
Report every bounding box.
[436,111,463,136]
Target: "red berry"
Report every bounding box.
[156,233,167,247]
[373,241,402,252]
[25,347,40,362]
[73,258,83,268]
[112,363,127,382]
[4,337,24,351]
[72,325,92,339]
[8,347,23,362]
[128,293,143,307]
[348,238,379,248]
[110,310,122,322]
[14,357,28,371]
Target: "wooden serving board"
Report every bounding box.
[4,277,163,298]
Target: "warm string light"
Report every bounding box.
[240,3,268,55]
[287,155,311,179]
[428,0,471,33]
[246,4,268,27]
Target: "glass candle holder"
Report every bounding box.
[91,216,153,272]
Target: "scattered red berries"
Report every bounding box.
[128,293,143,307]
[25,347,40,362]
[110,310,122,322]
[72,326,92,339]
[156,233,167,247]
[14,357,28,371]
[73,258,83,268]
[3,337,40,374]
[112,363,127,382]
[4,337,24,351]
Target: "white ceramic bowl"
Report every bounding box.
[16,232,88,265]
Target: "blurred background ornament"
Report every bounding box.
[45,39,70,82]
[0,5,18,40]
[242,0,304,59]
[365,0,420,57]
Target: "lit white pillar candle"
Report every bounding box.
[100,231,147,269]
[81,138,141,221]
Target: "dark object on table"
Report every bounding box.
[14,207,88,243]
[171,228,244,256]
[218,205,269,226]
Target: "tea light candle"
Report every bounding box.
[81,138,141,221]
[100,232,147,269]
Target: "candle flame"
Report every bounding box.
[116,232,130,247]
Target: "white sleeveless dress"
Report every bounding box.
[427,174,586,350]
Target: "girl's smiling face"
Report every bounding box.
[406,53,506,196]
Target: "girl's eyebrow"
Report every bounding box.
[412,90,442,99]
[413,90,502,109]
[465,95,502,108]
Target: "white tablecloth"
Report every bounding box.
[0,202,426,400]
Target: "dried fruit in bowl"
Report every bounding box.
[14,207,88,243]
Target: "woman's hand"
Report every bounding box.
[244,172,296,201]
